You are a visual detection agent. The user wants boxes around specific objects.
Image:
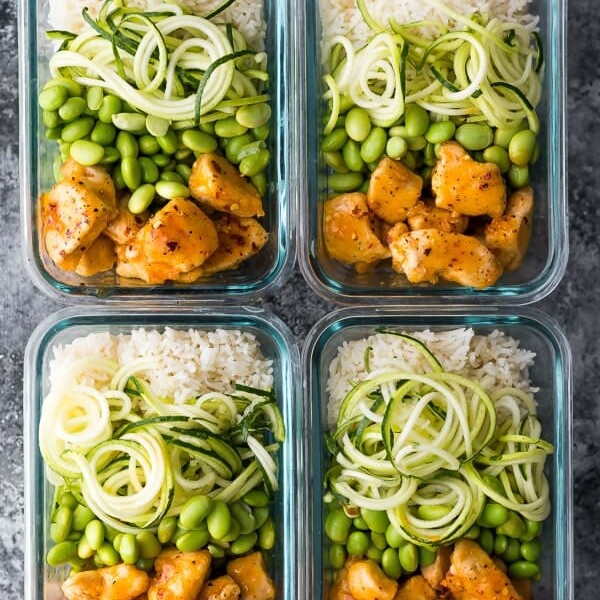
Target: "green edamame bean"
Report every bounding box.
[207,501,232,540]
[329,172,363,193]
[258,518,275,550]
[220,518,241,543]
[98,95,122,124]
[69,558,86,574]
[43,109,61,129]
[231,532,258,555]
[494,121,526,149]
[252,124,270,141]
[425,120,456,144]
[347,531,370,556]
[324,151,349,173]
[59,142,71,163]
[139,157,159,183]
[253,506,270,529]
[509,130,537,167]
[386,136,408,160]
[53,506,73,539]
[113,534,124,553]
[44,77,82,97]
[236,103,271,129]
[158,516,177,544]
[342,140,365,173]
[406,135,427,152]
[182,129,218,154]
[325,508,352,544]
[405,104,430,137]
[322,128,348,152]
[483,145,511,173]
[226,134,253,164]
[455,123,494,151]
[240,149,270,177]
[509,560,539,579]
[353,517,369,531]
[120,533,140,565]
[70,140,105,166]
[345,107,371,142]
[208,544,226,558]
[385,524,404,548]
[58,97,87,122]
[136,531,162,559]
[503,538,522,563]
[497,512,525,538]
[128,184,156,214]
[371,532,387,551]
[521,520,541,542]
[84,520,104,551]
[112,112,147,133]
[230,503,256,535]
[47,541,78,566]
[77,537,94,560]
[329,544,346,570]
[86,87,104,112]
[50,523,70,544]
[176,163,192,182]
[136,557,155,572]
[520,539,541,562]
[478,528,495,554]
[381,547,402,579]
[399,543,419,573]
[366,545,383,564]
[97,542,120,566]
[39,85,68,111]
[112,164,126,190]
[360,509,389,534]
[215,117,248,139]
[72,505,95,531]
[91,122,117,146]
[494,534,508,555]
[360,128,387,163]
[479,503,509,528]
[157,129,179,155]
[58,492,77,510]
[121,157,142,191]
[483,474,505,497]
[419,547,437,568]
[417,505,451,521]
[247,174,267,200]
[464,525,481,540]
[238,141,266,161]
[155,180,190,199]
[160,170,184,183]
[389,126,409,138]
[139,135,161,156]
[116,131,139,158]
[424,142,437,166]
[61,117,94,143]
[104,526,119,544]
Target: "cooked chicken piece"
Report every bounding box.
[367,157,422,224]
[393,576,436,600]
[421,546,452,590]
[105,196,149,245]
[148,549,211,600]
[442,540,524,600]
[116,199,219,284]
[189,154,264,218]
[347,559,398,600]
[227,552,276,600]
[330,560,358,600]
[323,193,391,271]
[432,142,506,218]
[61,158,117,209]
[512,578,532,600]
[407,200,469,234]
[484,186,534,271]
[62,564,149,600]
[198,575,241,600]
[387,228,504,288]
[75,235,115,277]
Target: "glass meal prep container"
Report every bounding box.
[303,307,573,599]
[23,306,304,600]
[18,0,299,302]
[298,0,568,304]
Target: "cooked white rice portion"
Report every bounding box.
[327,328,536,427]
[49,0,266,50]
[50,327,274,403]
[320,0,537,49]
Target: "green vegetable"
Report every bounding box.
[494,534,508,555]
[419,547,437,568]
[91,122,117,146]
[343,139,365,172]
[502,538,522,563]
[231,532,258,555]
[398,543,419,573]
[158,516,177,544]
[509,130,537,166]
[112,112,147,133]
[360,128,387,163]
[180,496,214,530]
[382,547,402,579]
[328,172,364,193]
[61,117,94,143]
[160,170,185,183]
[155,180,190,199]
[121,156,143,191]
[226,134,253,164]
[215,117,248,139]
[156,129,179,155]
[258,518,275,550]
[86,87,104,112]
[322,128,349,152]
[139,157,159,183]
[230,502,256,535]
[520,539,541,562]
[478,528,495,554]
[98,95,123,124]
[482,145,510,173]
[97,542,120,567]
[353,516,369,531]
[77,538,94,560]
[207,501,232,540]
[182,129,218,154]
[360,509,389,534]
[128,184,156,214]
[455,123,494,150]
[84,520,105,551]
[330,544,347,570]
[345,107,372,142]
[58,97,87,121]
[236,104,271,129]
[405,104,430,137]
[116,131,139,158]
[239,150,270,177]
[425,121,456,144]
[326,508,352,544]
[324,151,349,173]
[136,532,162,559]
[479,503,509,528]
[347,531,370,556]
[39,86,68,111]
[386,136,408,159]
[70,140,105,166]
[366,544,383,563]
[385,524,404,548]
[119,533,140,565]
[47,541,78,567]
[508,560,539,579]
[72,505,95,532]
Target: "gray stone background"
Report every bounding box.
[0,0,596,596]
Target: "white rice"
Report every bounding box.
[326,328,536,427]
[49,327,274,403]
[49,0,266,50]
[320,0,537,50]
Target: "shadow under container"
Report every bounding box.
[19,0,299,302]
[298,0,568,304]
[303,307,572,599]
[24,307,303,600]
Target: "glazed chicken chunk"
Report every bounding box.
[443,541,525,600]
[330,560,358,600]
[189,153,264,218]
[75,235,116,277]
[367,157,423,224]
[148,549,211,600]
[116,198,219,284]
[393,576,436,600]
[387,228,504,288]
[407,200,469,234]
[104,196,149,245]
[347,559,398,600]
[421,546,451,591]
[62,564,149,600]
[323,193,391,271]
[432,142,506,218]
[484,186,534,271]
[227,552,276,600]
[198,575,241,600]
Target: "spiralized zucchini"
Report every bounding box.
[327,334,553,546]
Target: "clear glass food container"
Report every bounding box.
[303,307,573,599]
[18,0,299,302]
[298,0,568,304]
[23,306,304,600]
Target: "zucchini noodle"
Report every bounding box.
[327,334,553,546]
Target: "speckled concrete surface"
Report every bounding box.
[0,0,597,597]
